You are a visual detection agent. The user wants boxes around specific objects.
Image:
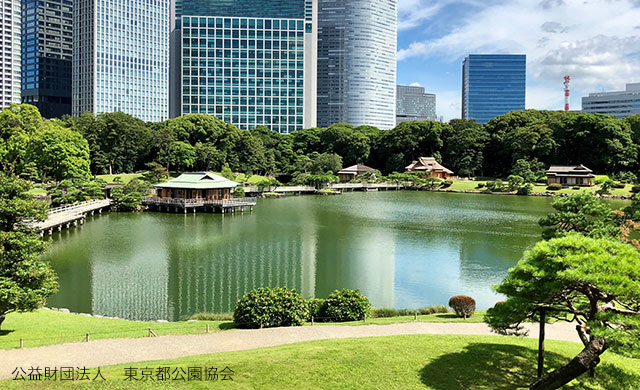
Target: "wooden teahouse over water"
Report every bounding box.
[143,172,257,214]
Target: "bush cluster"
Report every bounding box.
[631,185,640,194]
[613,182,626,189]
[323,289,371,322]
[448,295,476,319]
[233,287,309,329]
[546,183,563,191]
[370,305,449,318]
[307,297,326,320]
[441,180,454,188]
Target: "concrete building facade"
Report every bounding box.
[396,85,436,125]
[581,83,640,119]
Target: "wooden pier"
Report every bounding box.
[142,197,258,214]
[32,199,112,236]
[243,183,404,195]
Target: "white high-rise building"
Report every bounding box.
[0,0,21,108]
[582,83,640,119]
[316,0,397,129]
[72,0,170,122]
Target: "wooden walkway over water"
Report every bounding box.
[243,183,404,194]
[143,197,257,214]
[33,199,112,236]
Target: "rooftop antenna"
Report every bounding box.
[563,75,571,111]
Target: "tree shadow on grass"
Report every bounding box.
[218,322,237,330]
[0,329,15,336]
[420,343,640,390]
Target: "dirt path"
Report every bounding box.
[0,322,579,379]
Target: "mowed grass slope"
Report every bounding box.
[3,335,639,389]
[0,309,485,350]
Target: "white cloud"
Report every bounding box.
[410,82,422,87]
[398,0,640,109]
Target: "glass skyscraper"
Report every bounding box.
[396,85,436,125]
[317,0,397,129]
[73,0,169,122]
[21,0,73,118]
[173,0,317,134]
[0,0,21,108]
[462,54,526,124]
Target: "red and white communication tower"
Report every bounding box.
[563,75,571,111]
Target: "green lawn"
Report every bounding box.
[445,179,633,197]
[3,335,638,389]
[26,187,48,195]
[95,173,143,184]
[0,309,484,350]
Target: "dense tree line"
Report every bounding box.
[3,104,640,182]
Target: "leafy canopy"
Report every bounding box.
[485,234,640,357]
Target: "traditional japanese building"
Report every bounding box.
[145,172,257,214]
[405,157,453,179]
[546,165,595,187]
[337,164,374,182]
[155,172,238,200]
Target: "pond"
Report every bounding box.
[43,191,622,321]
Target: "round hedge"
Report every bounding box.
[323,289,371,322]
[448,295,476,319]
[233,287,309,329]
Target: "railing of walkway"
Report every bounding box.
[143,197,257,207]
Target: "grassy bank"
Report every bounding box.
[0,309,485,350]
[3,334,638,389]
[447,179,634,197]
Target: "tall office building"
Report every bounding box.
[582,83,640,119]
[0,0,21,108]
[173,0,317,134]
[396,85,436,125]
[73,0,169,122]
[316,0,397,129]
[462,54,526,124]
[21,0,73,118]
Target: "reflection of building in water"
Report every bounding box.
[313,207,395,308]
[90,221,171,321]
[166,214,319,320]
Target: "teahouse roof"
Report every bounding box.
[155,172,239,189]
[546,165,595,178]
[337,164,374,175]
[405,157,454,174]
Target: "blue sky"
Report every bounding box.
[396,0,640,120]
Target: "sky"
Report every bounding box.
[396,0,640,120]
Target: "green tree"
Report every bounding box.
[485,234,640,389]
[110,187,142,211]
[0,104,44,174]
[169,141,196,172]
[27,122,91,182]
[538,193,621,240]
[506,175,525,192]
[141,162,169,184]
[375,121,445,173]
[442,119,489,177]
[310,153,342,175]
[319,123,371,166]
[0,173,58,330]
[88,112,152,174]
[194,142,225,171]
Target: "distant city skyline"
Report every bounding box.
[397,0,640,121]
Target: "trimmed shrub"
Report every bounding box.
[546,183,562,191]
[448,295,476,319]
[476,183,486,189]
[613,182,626,189]
[370,308,401,318]
[441,180,454,188]
[417,305,449,315]
[631,185,640,194]
[234,287,309,329]
[188,312,234,321]
[324,289,371,322]
[572,186,580,190]
[307,297,326,320]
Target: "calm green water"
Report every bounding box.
[43,191,602,321]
